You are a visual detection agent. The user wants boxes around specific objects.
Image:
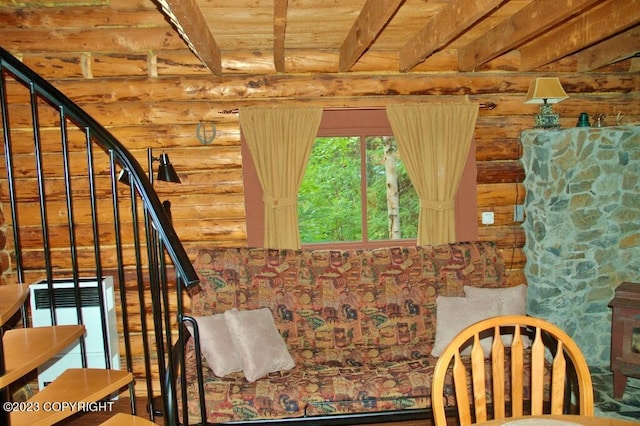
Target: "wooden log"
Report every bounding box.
[11,214,244,249]
[478,225,525,248]
[477,160,524,184]
[0,28,183,53]
[15,73,638,103]
[0,6,166,29]
[14,224,248,269]
[0,148,241,181]
[477,183,525,206]
[475,138,521,162]
[505,269,527,286]
[499,247,527,269]
[109,124,241,149]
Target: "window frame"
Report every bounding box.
[241,108,478,249]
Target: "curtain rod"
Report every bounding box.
[220,102,497,115]
[323,102,497,111]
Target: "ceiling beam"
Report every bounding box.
[574,26,640,71]
[519,0,640,71]
[458,0,601,72]
[156,0,222,75]
[398,0,503,72]
[274,0,289,73]
[339,0,404,72]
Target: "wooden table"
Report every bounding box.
[473,414,638,425]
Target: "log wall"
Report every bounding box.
[1,0,639,397]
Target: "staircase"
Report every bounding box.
[0,45,198,425]
[0,283,151,425]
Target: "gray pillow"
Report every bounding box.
[224,307,295,382]
[186,312,243,377]
[432,285,529,358]
[463,284,527,315]
[432,296,502,357]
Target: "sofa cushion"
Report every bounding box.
[179,345,436,423]
[191,242,508,357]
[224,307,295,382]
[177,344,546,424]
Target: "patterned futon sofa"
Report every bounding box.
[179,241,518,424]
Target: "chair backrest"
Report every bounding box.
[431,315,594,426]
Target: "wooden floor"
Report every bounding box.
[57,396,439,425]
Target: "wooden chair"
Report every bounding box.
[431,315,594,425]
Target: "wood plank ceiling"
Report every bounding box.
[155,0,640,76]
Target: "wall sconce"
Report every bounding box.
[524,77,569,129]
[152,151,181,184]
[118,148,181,221]
[118,148,181,186]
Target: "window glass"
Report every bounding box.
[365,136,419,241]
[298,136,362,242]
[298,134,418,244]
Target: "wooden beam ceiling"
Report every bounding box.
[155,0,222,75]
[398,0,504,72]
[339,0,404,72]
[575,26,640,72]
[457,0,601,72]
[518,0,640,71]
[152,0,639,75]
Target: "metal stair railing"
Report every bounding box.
[0,45,199,425]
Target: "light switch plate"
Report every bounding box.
[481,212,494,225]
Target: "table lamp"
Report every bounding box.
[524,77,568,129]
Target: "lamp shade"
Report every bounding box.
[156,152,181,183]
[524,77,569,104]
[117,169,130,186]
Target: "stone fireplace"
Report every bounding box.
[520,126,640,367]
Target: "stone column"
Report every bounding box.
[520,126,640,367]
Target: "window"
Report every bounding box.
[242,108,478,248]
[298,134,419,245]
[297,109,418,248]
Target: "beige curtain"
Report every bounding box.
[240,106,323,249]
[386,103,478,245]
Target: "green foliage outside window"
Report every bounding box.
[299,136,418,244]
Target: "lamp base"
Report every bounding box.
[534,103,560,129]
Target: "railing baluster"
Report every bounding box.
[29,81,58,327]
[110,151,137,414]
[0,46,200,425]
[0,61,24,285]
[59,106,89,368]
[85,127,112,369]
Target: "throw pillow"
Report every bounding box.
[431,296,501,357]
[185,312,243,377]
[463,284,528,316]
[224,307,295,382]
[464,284,530,349]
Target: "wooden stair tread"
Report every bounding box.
[99,412,158,425]
[0,283,29,326]
[10,368,133,426]
[0,325,85,388]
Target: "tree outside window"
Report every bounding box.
[298,135,418,245]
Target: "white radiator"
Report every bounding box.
[29,276,120,389]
